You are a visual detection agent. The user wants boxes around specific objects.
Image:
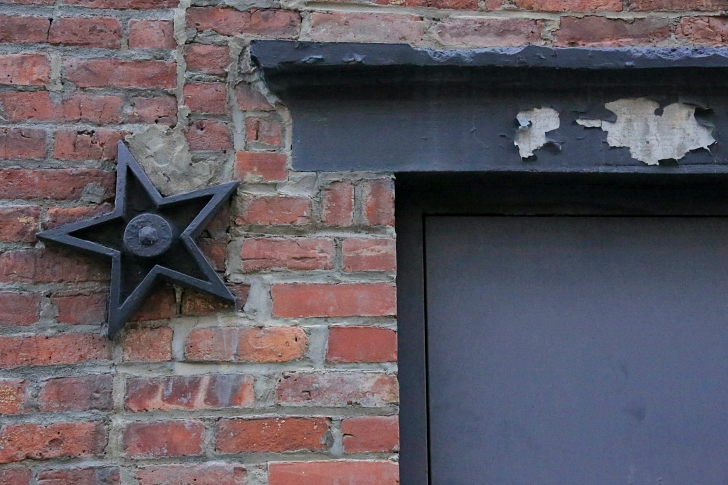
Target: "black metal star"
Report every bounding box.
[38,142,238,339]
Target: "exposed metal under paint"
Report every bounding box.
[577,98,715,166]
[515,108,560,159]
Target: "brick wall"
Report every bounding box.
[0,0,724,482]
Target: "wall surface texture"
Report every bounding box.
[0,0,726,483]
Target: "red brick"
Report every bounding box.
[321,181,353,226]
[123,420,204,458]
[272,283,396,318]
[187,7,301,37]
[128,95,177,125]
[54,130,122,161]
[342,416,399,453]
[554,16,672,47]
[44,204,114,229]
[277,372,399,407]
[0,53,49,85]
[0,0,53,3]
[217,418,330,453]
[38,468,120,485]
[630,0,728,10]
[235,151,287,182]
[342,238,396,272]
[236,82,274,110]
[129,19,175,49]
[0,468,31,485]
[0,207,39,243]
[515,0,621,10]
[122,327,173,362]
[186,326,307,362]
[136,464,245,485]
[64,58,176,88]
[0,128,46,160]
[198,237,227,271]
[184,83,227,114]
[0,422,107,463]
[327,327,397,363]
[65,0,178,8]
[0,333,111,369]
[363,179,394,227]
[0,15,50,43]
[38,374,113,412]
[0,92,124,123]
[241,237,333,271]
[237,196,310,225]
[434,18,544,47]
[181,290,233,315]
[230,284,251,309]
[52,291,106,325]
[49,17,121,48]
[0,292,41,326]
[186,120,232,151]
[0,169,114,200]
[309,12,425,43]
[245,118,282,146]
[0,249,108,284]
[130,286,177,322]
[269,461,399,485]
[0,379,27,415]
[126,375,254,411]
[677,16,728,44]
[185,44,229,76]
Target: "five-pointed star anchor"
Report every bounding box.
[37,142,238,339]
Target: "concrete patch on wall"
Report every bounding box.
[577,98,715,166]
[514,107,560,159]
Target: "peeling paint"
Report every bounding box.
[577,98,715,166]
[514,107,560,159]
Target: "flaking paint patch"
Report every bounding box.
[514,107,560,159]
[577,98,715,166]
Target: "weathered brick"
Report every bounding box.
[0,422,107,463]
[0,207,39,243]
[54,130,122,161]
[514,0,621,10]
[237,196,310,225]
[0,468,31,485]
[0,15,50,43]
[49,17,121,48]
[52,291,106,325]
[0,379,27,415]
[126,375,254,411]
[236,83,274,111]
[277,372,399,407]
[377,0,476,7]
[434,18,544,47]
[630,0,728,10]
[327,327,397,363]
[0,53,49,85]
[245,118,282,146]
[0,169,114,200]
[342,416,399,453]
[554,16,672,47]
[0,249,108,283]
[38,374,113,412]
[363,179,395,227]
[0,128,46,160]
[187,8,301,37]
[272,283,396,318]
[269,461,399,485]
[217,418,330,453]
[185,44,229,75]
[321,181,353,226]
[309,12,425,43]
[677,16,728,44]
[186,326,306,362]
[235,151,287,182]
[0,333,111,369]
[37,467,120,485]
[45,204,114,229]
[64,58,176,89]
[184,83,227,114]
[0,92,124,123]
[130,286,177,322]
[122,327,173,362]
[123,420,204,458]
[241,237,334,271]
[129,19,175,49]
[342,238,396,272]
[181,290,233,315]
[186,120,232,151]
[0,292,41,326]
[136,464,246,485]
[65,0,178,8]
[128,96,177,125]
[199,237,227,271]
